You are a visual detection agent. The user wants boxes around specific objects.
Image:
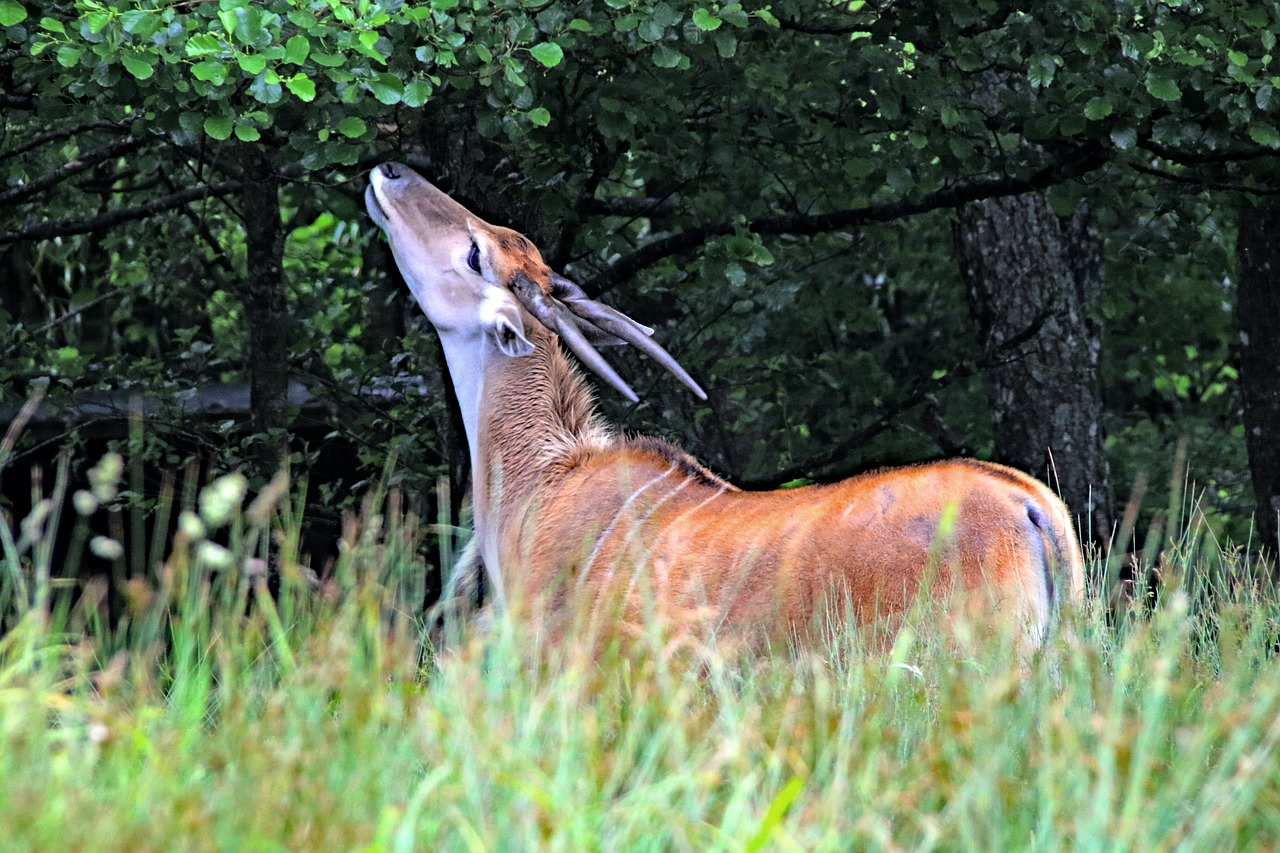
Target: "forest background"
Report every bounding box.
[3,0,1280,593]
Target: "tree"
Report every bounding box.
[956,195,1111,545]
[3,0,1280,574]
[1237,206,1280,564]
[0,0,562,486]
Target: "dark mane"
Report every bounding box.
[625,435,735,490]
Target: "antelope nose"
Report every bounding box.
[381,162,401,180]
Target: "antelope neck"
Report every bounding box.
[438,322,600,582]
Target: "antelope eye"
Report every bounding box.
[466,243,481,273]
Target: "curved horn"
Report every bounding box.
[550,275,706,401]
[550,274,654,337]
[510,273,640,403]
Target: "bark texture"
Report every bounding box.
[237,146,289,477]
[1236,206,1280,564]
[954,193,1112,548]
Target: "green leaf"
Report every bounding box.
[0,0,27,26]
[567,18,593,32]
[651,44,683,68]
[529,42,563,68]
[1228,50,1248,67]
[191,59,227,84]
[402,80,432,107]
[1110,125,1137,150]
[1048,182,1082,217]
[1171,47,1206,67]
[1059,113,1085,137]
[637,19,663,41]
[756,8,780,26]
[232,5,262,46]
[237,53,267,75]
[1227,62,1257,85]
[527,106,551,126]
[1258,84,1275,112]
[286,73,316,101]
[1083,96,1113,120]
[692,8,722,30]
[311,51,345,67]
[121,9,158,38]
[38,16,63,33]
[1240,8,1268,27]
[121,54,155,80]
[352,31,388,64]
[1145,73,1181,102]
[248,73,282,104]
[712,30,737,58]
[284,34,310,65]
[204,115,234,140]
[885,164,914,193]
[337,116,367,138]
[720,3,748,27]
[1027,57,1055,88]
[85,10,111,33]
[56,45,84,68]
[1249,122,1280,148]
[367,72,403,104]
[186,33,222,56]
[234,124,261,142]
[939,105,960,128]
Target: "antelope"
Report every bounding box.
[365,162,1084,650]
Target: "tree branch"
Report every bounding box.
[1,121,130,160]
[0,180,241,245]
[737,407,899,488]
[776,18,868,35]
[736,305,1052,488]
[1140,139,1279,166]
[584,143,1111,296]
[578,195,682,217]
[0,135,148,207]
[1,94,36,110]
[1127,162,1280,196]
[2,291,119,358]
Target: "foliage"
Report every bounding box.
[2,0,1279,537]
[6,0,567,163]
[2,459,1280,849]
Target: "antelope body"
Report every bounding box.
[366,162,1084,648]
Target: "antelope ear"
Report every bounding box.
[485,304,535,358]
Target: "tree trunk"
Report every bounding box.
[954,194,1112,553]
[1236,206,1280,565]
[237,147,289,477]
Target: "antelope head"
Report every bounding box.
[364,162,706,404]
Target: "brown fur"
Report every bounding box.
[478,319,1083,650]
[370,162,1084,650]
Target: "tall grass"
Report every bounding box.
[1,454,1279,851]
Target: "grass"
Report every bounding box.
[2,454,1280,851]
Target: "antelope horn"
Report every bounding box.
[509,273,640,403]
[570,315,628,347]
[549,274,708,401]
[550,274,654,337]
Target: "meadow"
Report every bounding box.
[1,451,1278,852]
